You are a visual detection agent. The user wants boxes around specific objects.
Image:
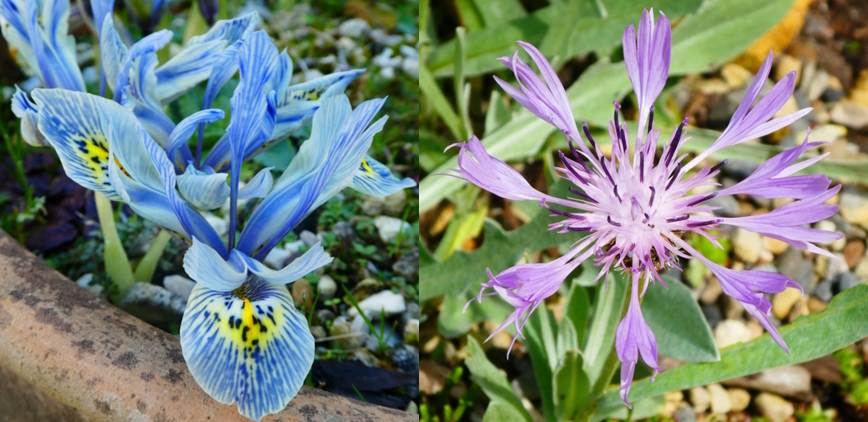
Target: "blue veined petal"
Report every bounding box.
[0,0,40,78]
[237,95,387,258]
[281,68,364,106]
[180,279,314,421]
[202,40,241,109]
[11,86,48,147]
[233,241,332,285]
[154,12,261,104]
[351,155,416,197]
[143,124,228,257]
[271,50,292,106]
[227,31,279,159]
[177,167,230,211]
[113,29,172,103]
[89,0,115,37]
[183,237,247,291]
[23,0,85,91]
[108,152,187,236]
[167,108,225,160]
[30,88,124,200]
[238,167,273,200]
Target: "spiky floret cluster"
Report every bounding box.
[451,9,842,407]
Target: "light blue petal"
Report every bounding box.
[180,279,313,421]
[351,155,416,197]
[11,87,47,147]
[183,237,247,291]
[31,88,126,199]
[227,31,278,159]
[238,95,387,258]
[0,1,40,79]
[155,12,261,103]
[99,13,125,93]
[234,241,332,285]
[167,108,225,160]
[108,152,186,236]
[113,29,172,103]
[281,69,364,106]
[143,124,228,257]
[24,0,85,90]
[238,167,274,200]
[202,40,241,109]
[177,169,230,211]
[89,0,115,36]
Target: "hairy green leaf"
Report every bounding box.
[466,336,533,422]
[644,277,719,363]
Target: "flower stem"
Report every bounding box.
[133,229,172,283]
[94,192,135,302]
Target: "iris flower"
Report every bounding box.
[4,3,415,420]
[452,10,841,407]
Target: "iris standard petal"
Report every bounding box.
[167,108,225,160]
[23,0,86,91]
[237,167,274,200]
[0,0,40,78]
[177,169,230,211]
[109,156,187,236]
[180,279,314,421]
[11,86,48,146]
[183,237,247,292]
[234,241,333,285]
[351,154,416,197]
[155,12,261,103]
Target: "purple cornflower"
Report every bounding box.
[451,10,842,407]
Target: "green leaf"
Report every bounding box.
[425,0,702,77]
[482,401,529,422]
[583,272,627,385]
[590,395,665,422]
[420,179,574,302]
[420,0,801,213]
[484,91,512,136]
[419,63,463,141]
[438,289,512,339]
[557,318,579,360]
[525,307,559,422]
[594,285,868,416]
[473,0,527,27]
[555,349,590,420]
[454,0,484,31]
[565,282,591,345]
[465,336,533,422]
[644,277,720,363]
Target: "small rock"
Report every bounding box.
[830,101,868,129]
[855,258,868,282]
[689,387,711,413]
[264,247,293,269]
[393,247,419,279]
[702,304,722,328]
[338,18,370,38]
[404,319,419,344]
[317,275,337,300]
[776,247,816,293]
[814,280,833,302]
[352,349,380,368]
[406,401,418,415]
[333,221,357,242]
[805,70,829,101]
[772,287,803,320]
[402,57,419,79]
[674,406,696,422]
[844,240,865,269]
[840,186,868,229]
[310,326,327,340]
[722,63,753,88]
[733,228,763,264]
[714,319,752,349]
[348,290,407,319]
[826,253,849,282]
[822,86,846,102]
[707,384,732,415]
[119,283,186,325]
[775,55,802,83]
[351,278,383,301]
[370,28,403,47]
[773,95,799,119]
[300,230,319,247]
[755,393,794,422]
[374,215,413,243]
[805,124,847,144]
[351,314,370,335]
[700,277,723,305]
[724,295,746,320]
[725,365,812,399]
[763,236,790,255]
[808,296,827,313]
[391,345,419,374]
[728,388,750,412]
[335,36,355,52]
[330,321,361,349]
[163,275,195,301]
[291,279,315,310]
[708,194,741,217]
[836,271,862,292]
[314,309,334,326]
[75,273,103,296]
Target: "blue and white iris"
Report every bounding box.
[1,1,416,420]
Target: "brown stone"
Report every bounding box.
[844,240,866,269]
[0,232,412,421]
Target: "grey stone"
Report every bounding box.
[674,406,696,422]
[702,304,722,328]
[75,273,103,296]
[310,326,327,340]
[393,247,419,279]
[374,215,412,243]
[314,309,334,325]
[317,275,337,300]
[390,344,419,374]
[814,280,833,302]
[162,275,195,301]
[338,18,370,38]
[708,194,740,217]
[822,87,846,102]
[722,159,761,180]
[300,230,319,247]
[348,290,406,319]
[831,101,868,129]
[836,271,862,292]
[333,221,357,242]
[119,283,186,325]
[775,248,816,293]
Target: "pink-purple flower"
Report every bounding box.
[450,9,842,407]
